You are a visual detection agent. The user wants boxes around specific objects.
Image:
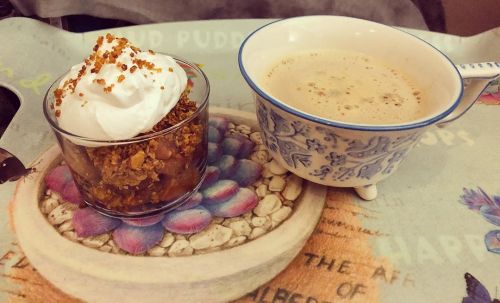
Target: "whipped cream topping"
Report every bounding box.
[53,34,187,141]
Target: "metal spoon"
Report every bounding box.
[0,148,33,184]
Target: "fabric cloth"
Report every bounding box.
[10,0,428,30]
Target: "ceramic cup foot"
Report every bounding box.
[354,184,378,201]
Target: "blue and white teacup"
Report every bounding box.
[238,16,499,200]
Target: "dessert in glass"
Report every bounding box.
[43,34,209,218]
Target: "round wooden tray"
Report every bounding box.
[12,108,327,303]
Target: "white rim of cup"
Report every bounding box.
[238,15,464,132]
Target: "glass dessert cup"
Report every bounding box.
[43,58,209,218]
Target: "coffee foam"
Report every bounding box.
[261,49,428,125]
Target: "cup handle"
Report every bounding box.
[436,62,500,127]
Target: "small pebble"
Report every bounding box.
[99,245,112,253]
[249,132,264,145]
[251,216,268,227]
[212,217,224,224]
[250,150,270,165]
[268,160,288,175]
[107,239,122,254]
[222,217,243,227]
[262,167,274,178]
[236,124,252,135]
[148,246,167,257]
[168,240,194,257]
[228,122,235,129]
[189,224,233,250]
[159,233,175,248]
[224,236,247,248]
[48,203,75,225]
[261,216,273,231]
[62,231,82,242]
[242,211,253,223]
[249,227,266,240]
[253,180,263,187]
[256,184,268,198]
[253,194,282,217]
[282,175,303,200]
[57,221,74,233]
[268,176,286,192]
[50,191,63,201]
[274,192,285,201]
[41,197,59,214]
[82,234,110,248]
[271,206,293,227]
[228,220,252,237]
[253,144,268,151]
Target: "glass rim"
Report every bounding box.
[43,55,210,144]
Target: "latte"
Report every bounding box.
[261,49,427,125]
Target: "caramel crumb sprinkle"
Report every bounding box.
[106,33,114,43]
[117,75,125,83]
[79,92,84,97]
[148,49,155,55]
[160,86,165,90]
[130,66,137,73]
[121,64,128,71]
[54,88,63,98]
[95,79,106,85]
[55,110,61,117]
[131,45,141,53]
[104,84,115,93]
[168,67,173,72]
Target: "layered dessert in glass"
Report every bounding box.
[43,34,209,217]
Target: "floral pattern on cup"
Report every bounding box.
[256,101,421,183]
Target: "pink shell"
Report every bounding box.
[202,180,239,204]
[162,206,212,234]
[113,223,164,255]
[122,214,165,227]
[208,116,229,131]
[176,192,204,211]
[44,165,73,194]
[73,208,121,238]
[232,159,262,187]
[205,188,258,217]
